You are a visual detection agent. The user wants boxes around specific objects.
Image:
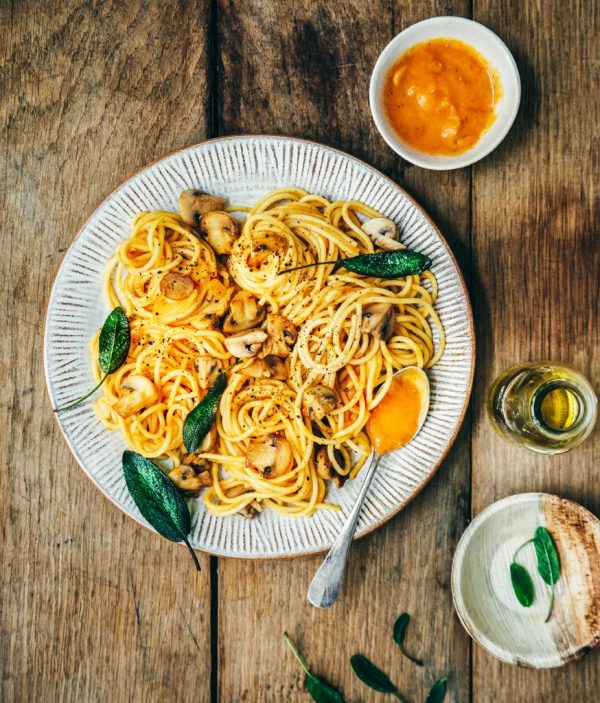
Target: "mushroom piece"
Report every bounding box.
[362,217,405,251]
[361,302,395,341]
[247,233,288,269]
[245,433,294,479]
[239,355,287,381]
[315,447,347,488]
[113,375,159,418]
[195,356,222,389]
[226,485,260,519]
[160,271,195,300]
[168,461,212,497]
[223,291,266,334]
[197,425,218,453]
[178,190,226,226]
[223,328,268,358]
[301,384,340,421]
[199,211,239,255]
[261,313,298,358]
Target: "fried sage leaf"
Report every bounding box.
[283,632,345,703]
[279,249,431,279]
[183,372,227,453]
[55,306,130,412]
[350,654,406,701]
[510,562,535,607]
[392,613,424,667]
[425,676,448,703]
[122,450,200,570]
[533,526,560,621]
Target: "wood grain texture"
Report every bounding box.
[0,1,213,701]
[216,2,472,701]
[2,0,598,700]
[471,0,600,700]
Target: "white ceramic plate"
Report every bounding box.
[452,493,600,668]
[44,136,474,559]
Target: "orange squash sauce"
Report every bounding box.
[383,38,501,155]
[366,370,425,454]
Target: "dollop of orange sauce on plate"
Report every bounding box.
[366,369,426,455]
[383,38,501,155]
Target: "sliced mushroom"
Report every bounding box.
[223,291,266,334]
[247,233,288,269]
[199,211,239,255]
[160,271,195,300]
[113,375,158,418]
[261,313,298,358]
[223,328,268,358]
[315,447,347,488]
[361,302,395,341]
[362,217,404,251]
[301,384,340,421]
[239,355,287,381]
[179,190,226,226]
[246,433,294,479]
[226,485,260,519]
[198,425,218,453]
[168,461,211,497]
[195,356,222,389]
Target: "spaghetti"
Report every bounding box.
[92,188,445,518]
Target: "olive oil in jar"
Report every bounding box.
[487,362,597,454]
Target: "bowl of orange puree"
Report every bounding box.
[370,17,520,169]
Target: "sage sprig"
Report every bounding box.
[425,676,448,703]
[283,632,345,703]
[278,249,432,279]
[393,613,424,667]
[183,371,228,453]
[509,526,560,620]
[349,654,407,702]
[122,450,200,571]
[54,306,130,412]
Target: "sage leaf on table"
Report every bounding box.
[279,249,432,279]
[533,526,561,621]
[183,371,228,453]
[283,632,345,703]
[425,676,448,703]
[122,450,200,571]
[54,306,130,412]
[509,562,535,607]
[350,654,407,702]
[393,613,424,667]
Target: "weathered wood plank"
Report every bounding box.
[216,2,472,701]
[0,2,213,701]
[471,0,600,699]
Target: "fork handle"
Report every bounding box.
[307,451,381,609]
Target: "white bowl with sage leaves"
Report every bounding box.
[451,492,600,668]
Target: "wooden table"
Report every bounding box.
[2,1,598,701]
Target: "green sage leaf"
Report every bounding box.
[425,676,448,703]
[350,654,398,695]
[183,372,228,453]
[284,632,345,703]
[533,527,560,585]
[392,613,424,666]
[98,306,131,373]
[54,306,131,412]
[533,526,560,622]
[122,450,200,570]
[510,562,535,607]
[279,249,431,279]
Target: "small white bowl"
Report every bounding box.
[369,17,521,170]
[451,493,600,668]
